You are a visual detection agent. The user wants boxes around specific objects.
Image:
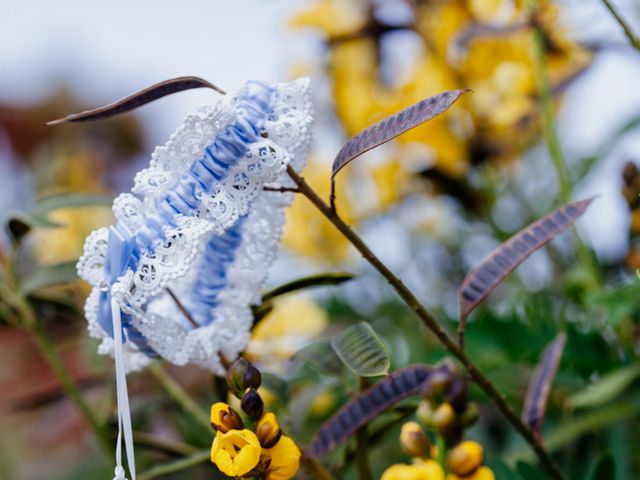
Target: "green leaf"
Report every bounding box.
[295,340,345,377]
[32,192,113,214]
[590,453,616,480]
[19,260,79,294]
[516,461,546,480]
[261,272,356,302]
[331,322,390,377]
[486,457,518,480]
[567,363,640,410]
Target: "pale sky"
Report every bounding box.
[1,0,640,261]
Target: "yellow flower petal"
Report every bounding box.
[210,429,261,477]
[381,460,445,480]
[448,465,495,480]
[262,435,301,480]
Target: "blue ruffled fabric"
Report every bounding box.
[98,81,276,354]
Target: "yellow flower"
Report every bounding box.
[210,429,261,477]
[448,466,495,480]
[381,460,445,480]
[210,402,243,433]
[446,441,483,477]
[261,435,301,480]
[289,0,366,39]
[247,295,328,370]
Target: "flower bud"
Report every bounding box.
[256,412,283,448]
[447,378,468,412]
[416,400,435,428]
[460,402,480,427]
[446,440,483,477]
[433,402,456,438]
[241,388,264,420]
[399,422,431,458]
[426,368,452,400]
[210,402,244,433]
[226,358,262,398]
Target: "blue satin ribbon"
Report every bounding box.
[97,80,275,354]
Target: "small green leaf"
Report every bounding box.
[590,453,616,480]
[6,212,62,243]
[261,272,356,302]
[295,340,345,377]
[33,192,113,214]
[567,363,640,410]
[6,192,112,243]
[331,322,390,377]
[19,260,79,294]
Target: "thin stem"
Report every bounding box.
[30,316,112,458]
[148,363,211,433]
[303,455,338,480]
[601,0,640,51]
[166,287,199,329]
[354,377,373,480]
[129,431,199,457]
[138,449,210,480]
[286,165,565,480]
[528,1,601,287]
[263,186,301,193]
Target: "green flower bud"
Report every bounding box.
[226,358,262,398]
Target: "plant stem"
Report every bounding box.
[129,431,199,456]
[354,377,373,480]
[303,456,338,480]
[601,0,640,51]
[138,449,210,480]
[148,363,211,433]
[436,435,447,474]
[30,315,112,458]
[528,2,600,286]
[286,165,565,480]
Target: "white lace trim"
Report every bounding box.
[77,78,313,373]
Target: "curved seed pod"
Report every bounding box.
[457,197,594,345]
[47,76,225,125]
[330,90,468,206]
[522,333,566,436]
[306,365,432,458]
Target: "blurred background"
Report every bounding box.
[2,0,640,478]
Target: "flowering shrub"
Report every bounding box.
[2,1,640,479]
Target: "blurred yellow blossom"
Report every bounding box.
[283,160,354,262]
[247,295,328,370]
[381,460,445,480]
